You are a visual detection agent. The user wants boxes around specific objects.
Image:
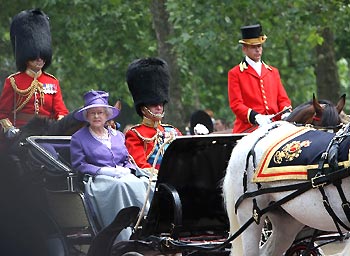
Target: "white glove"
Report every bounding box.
[194,123,209,135]
[255,114,273,127]
[281,111,291,120]
[115,165,131,176]
[5,126,20,138]
[98,166,131,178]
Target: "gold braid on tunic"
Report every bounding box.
[10,72,44,114]
[130,127,163,160]
[130,117,169,160]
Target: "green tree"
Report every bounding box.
[150,0,185,128]
[1,1,350,132]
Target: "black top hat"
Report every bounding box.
[10,8,52,72]
[239,24,267,45]
[126,57,170,117]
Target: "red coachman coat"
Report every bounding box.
[228,60,291,133]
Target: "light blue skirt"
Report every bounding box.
[84,174,154,241]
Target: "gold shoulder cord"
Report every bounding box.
[131,127,160,143]
[131,127,162,160]
[10,76,44,114]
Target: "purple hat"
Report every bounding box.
[74,90,120,121]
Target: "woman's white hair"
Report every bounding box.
[106,108,113,119]
[82,107,114,121]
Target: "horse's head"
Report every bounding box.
[46,110,86,135]
[285,94,346,130]
[4,111,85,154]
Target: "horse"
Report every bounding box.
[0,111,84,256]
[222,95,350,255]
[284,94,346,130]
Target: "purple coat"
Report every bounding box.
[70,126,135,175]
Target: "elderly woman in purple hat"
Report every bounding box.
[70,90,150,240]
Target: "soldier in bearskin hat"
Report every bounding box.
[189,109,213,135]
[228,24,292,133]
[125,57,182,172]
[0,8,68,138]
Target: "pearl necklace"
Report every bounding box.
[89,127,109,140]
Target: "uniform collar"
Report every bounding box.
[239,58,249,72]
[262,61,272,70]
[142,116,161,128]
[239,58,272,72]
[25,69,42,79]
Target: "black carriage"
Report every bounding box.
[23,133,244,255]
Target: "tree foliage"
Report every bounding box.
[0,1,350,132]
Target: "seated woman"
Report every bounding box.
[70,90,150,240]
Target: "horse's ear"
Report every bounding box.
[115,99,122,111]
[312,93,323,116]
[336,94,346,114]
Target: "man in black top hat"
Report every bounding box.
[228,24,292,133]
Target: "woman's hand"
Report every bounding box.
[97,166,131,178]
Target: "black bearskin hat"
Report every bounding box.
[10,8,52,72]
[126,57,170,117]
[189,110,214,135]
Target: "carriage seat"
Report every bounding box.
[25,136,101,245]
[39,143,59,160]
[39,141,72,168]
[26,136,86,191]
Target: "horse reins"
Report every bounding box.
[237,123,350,238]
[242,107,292,133]
[151,167,350,254]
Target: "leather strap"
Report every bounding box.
[333,180,350,223]
[15,113,48,122]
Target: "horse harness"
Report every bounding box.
[242,123,283,192]
[311,124,350,237]
[236,122,350,239]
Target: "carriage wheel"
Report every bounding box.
[284,241,323,256]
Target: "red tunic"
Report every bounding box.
[0,71,69,128]
[125,123,182,170]
[228,61,291,133]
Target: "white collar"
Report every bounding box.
[245,56,262,76]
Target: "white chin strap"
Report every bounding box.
[142,106,164,119]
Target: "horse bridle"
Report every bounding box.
[306,102,344,132]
